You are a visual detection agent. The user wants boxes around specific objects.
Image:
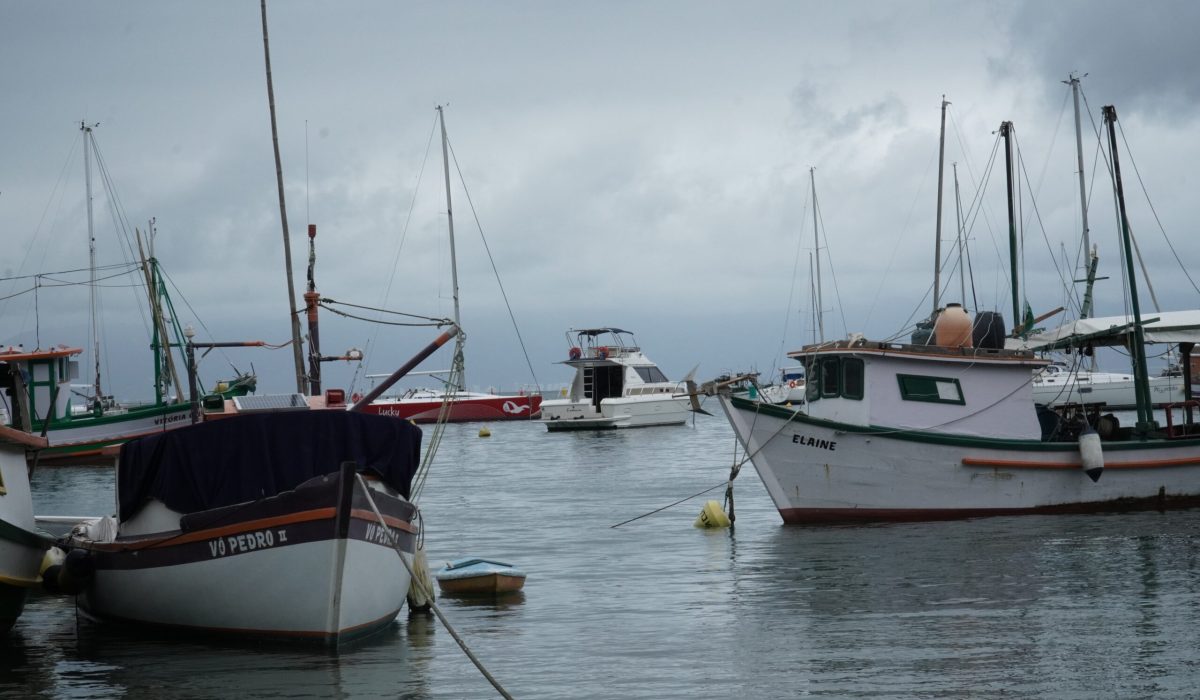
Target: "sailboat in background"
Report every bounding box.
[361,107,541,423]
[1029,74,1186,409]
[0,124,252,465]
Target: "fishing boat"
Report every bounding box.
[59,404,424,644]
[360,107,540,423]
[0,379,51,631]
[2,125,254,465]
[720,108,1200,524]
[541,327,700,431]
[435,558,526,595]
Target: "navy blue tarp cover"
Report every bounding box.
[117,410,422,522]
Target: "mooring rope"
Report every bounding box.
[356,475,514,700]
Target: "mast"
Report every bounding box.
[932,96,948,315]
[1000,121,1019,331]
[1102,105,1154,434]
[82,122,101,406]
[260,0,308,395]
[953,161,965,304]
[1067,73,1100,321]
[1068,74,1091,260]
[810,167,824,343]
[809,252,817,345]
[437,105,464,391]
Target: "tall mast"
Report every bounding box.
[82,122,101,404]
[1000,121,1019,331]
[953,161,965,304]
[808,252,817,345]
[1067,73,1100,321]
[1103,105,1154,434]
[437,106,464,391]
[1068,74,1091,260]
[932,96,948,315]
[260,0,307,395]
[810,167,824,343]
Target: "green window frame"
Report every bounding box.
[897,373,965,405]
[841,358,864,400]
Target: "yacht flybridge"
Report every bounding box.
[541,328,699,431]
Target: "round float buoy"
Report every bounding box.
[568,346,582,360]
[479,427,491,438]
[351,392,363,403]
[694,500,731,528]
[787,380,797,389]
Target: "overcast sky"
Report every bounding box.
[2,0,1198,400]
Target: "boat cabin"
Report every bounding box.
[794,340,1048,440]
[557,328,673,409]
[0,346,82,429]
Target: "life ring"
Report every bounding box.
[568,346,582,360]
[787,380,797,389]
[351,392,363,403]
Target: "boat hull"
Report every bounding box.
[722,395,1200,523]
[0,431,49,632]
[364,394,541,424]
[36,403,194,466]
[541,396,691,431]
[74,467,418,644]
[1032,373,1186,409]
[437,572,526,595]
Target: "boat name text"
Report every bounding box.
[792,434,837,451]
[153,411,190,427]
[207,528,288,558]
[365,522,400,546]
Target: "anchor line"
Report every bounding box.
[356,475,514,700]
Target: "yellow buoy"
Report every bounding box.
[694,500,731,528]
[478,427,491,438]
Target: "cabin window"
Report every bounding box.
[820,358,840,398]
[841,358,864,400]
[897,374,965,405]
[805,360,821,402]
[634,366,669,383]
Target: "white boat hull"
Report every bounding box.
[0,429,49,631]
[1032,373,1186,409]
[722,395,1200,523]
[541,395,692,431]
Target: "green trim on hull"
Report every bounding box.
[728,395,1200,453]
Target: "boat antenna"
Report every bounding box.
[437,105,464,392]
[260,0,308,394]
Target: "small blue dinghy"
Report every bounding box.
[435,558,526,595]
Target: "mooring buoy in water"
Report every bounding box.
[479,426,491,438]
[694,500,731,528]
[1079,423,1103,482]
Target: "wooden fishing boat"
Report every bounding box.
[721,107,1200,524]
[435,558,526,595]
[60,407,424,644]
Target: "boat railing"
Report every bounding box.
[1164,400,1200,438]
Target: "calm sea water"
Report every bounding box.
[5,415,1200,698]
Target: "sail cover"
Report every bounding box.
[117,410,422,522]
[1010,310,1200,351]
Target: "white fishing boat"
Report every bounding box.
[541,328,698,431]
[1032,359,1186,409]
[0,420,50,632]
[60,404,424,644]
[720,108,1200,524]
